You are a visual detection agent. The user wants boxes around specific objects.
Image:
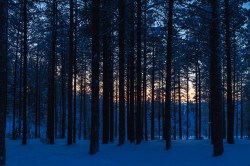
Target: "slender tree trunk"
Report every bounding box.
[79,55,83,140]
[83,57,87,140]
[0,0,8,164]
[151,41,155,140]
[18,47,23,139]
[68,0,74,145]
[224,0,234,144]
[165,0,173,150]
[126,36,130,141]
[143,1,147,141]
[198,62,202,139]
[178,70,182,139]
[173,73,176,140]
[210,0,224,156]
[161,70,165,139]
[109,51,114,142]
[22,0,28,145]
[115,80,118,138]
[13,23,20,140]
[35,54,39,138]
[236,75,239,138]
[222,60,226,138]
[61,53,66,139]
[73,1,78,143]
[240,74,243,139]
[195,59,198,140]
[90,0,100,154]
[102,0,110,143]
[47,0,57,144]
[129,1,135,143]
[158,79,161,139]
[186,67,189,140]
[136,0,142,144]
[119,0,125,145]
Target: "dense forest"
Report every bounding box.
[0,0,250,165]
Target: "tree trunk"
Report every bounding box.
[102,0,110,143]
[47,0,57,144]
[90,0,100,154]
[68,0,74,145]
[119,0,125,145]
[73,1,78,144]
[13,23,20,140]
[136,0,142,145]
[83,56,87,140]
[129,1,135,143]
[236,74,239,138]
[173,72,176,140]
[151,40,155,140]
[79,55,83,140]
[165,0,173,150]
[240,74,243,139]
[224,0,234,144]
[22,0,28,145]
[143,2,147,141]
[35,54,39,138]
[210,0,224,156]
[178,70,182,139]
[115,80,118,138]
[61,53,66,139]
[198,62,202,139]
[186,67,189,140]
[0,0,8,164]
[195,59,198,140]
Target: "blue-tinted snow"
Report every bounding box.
[6,139,250,166]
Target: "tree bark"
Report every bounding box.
[119,0,125,145]
[13,22,20,140]
[61,53,66,139]
[68,0,74,145]
[178,70,182,139]
[143,1,147,141]
[165,0,173,150]
[90,0,100,154]
[22,0,28,145]
[151,40,155,140]
[224,0,234,144]
[73,0,78,144]
[136,0,142,144]
[129,1,135,143]
[210,0,224,156]
[0,0,8,164]
[186,67,189,140]
[47,0,57,144]
[240,74,243,139]
[102,0,110,144]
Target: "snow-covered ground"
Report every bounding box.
[6,138,250,166]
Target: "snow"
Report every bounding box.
[6,139,250,166]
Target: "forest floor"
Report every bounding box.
[5,138,250,166]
